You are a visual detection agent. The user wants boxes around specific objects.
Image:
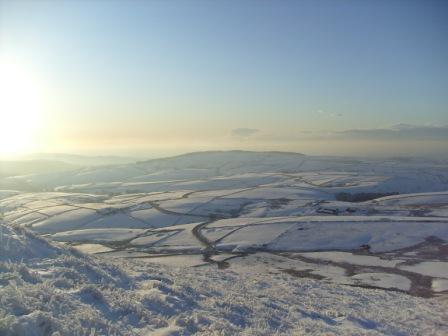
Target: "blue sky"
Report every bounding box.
[0,0,447,157]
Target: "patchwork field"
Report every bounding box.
[1,151,448,334]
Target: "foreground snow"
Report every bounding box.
[1,223,447,336]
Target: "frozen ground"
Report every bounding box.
[1,222,447,336]
[1,151,448,334]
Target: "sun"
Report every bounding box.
[0,62,43,157]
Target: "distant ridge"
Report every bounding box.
[19,153,138,166]
[137,150,306,164]
[0,160,79,177]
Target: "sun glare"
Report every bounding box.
[0,62,43,157]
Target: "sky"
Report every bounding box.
[0,0,447,158]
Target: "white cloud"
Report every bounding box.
[316,109,343,117]
[231,128,260,138]
[339,124,448,140]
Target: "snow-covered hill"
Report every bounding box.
[1,151,448,334]
[2,151,448,194]
[1,222,447,336]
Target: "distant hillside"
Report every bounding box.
[20,153,137,166]
[3,150,448,194]
[138,150,306,164]
[136,150,308,172]
[0,160,80,178]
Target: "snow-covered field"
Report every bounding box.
[1,222,447,336]
[1,151,448,335]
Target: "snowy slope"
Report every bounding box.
[1,151,448,334]
[1,222,448,336]
[3,151,448,194]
